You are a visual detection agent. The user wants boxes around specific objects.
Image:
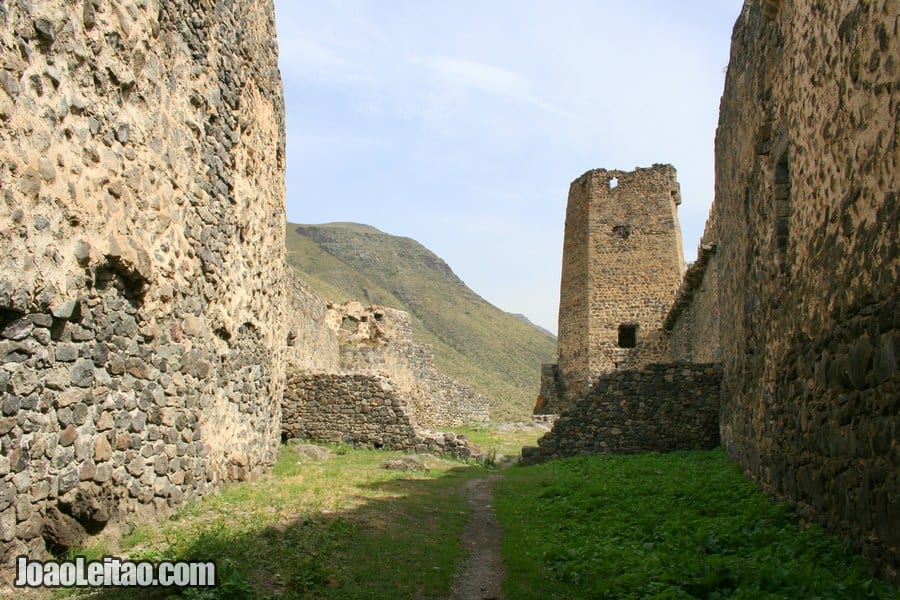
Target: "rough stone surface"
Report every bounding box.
[41,506,86,552]
[284,277,340,372]
[380,455,428,471]
[665,243,721,363]
[550,165,684,410]
[327,301,490,426]
[708,0,899,581]
[0,0,286,564]
[287,443,333,462]
[524,364,721,464]
[533,363,562,415]
[282,372,480,459]
[533,0,898,584]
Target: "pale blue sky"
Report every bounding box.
[273,1,745,333]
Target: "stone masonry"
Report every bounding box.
[523,364,721,464]
[533,363,561,415]
[284,277,340,373]
[280,299,487,459]
[665,239,721,364]
[546,165,685,411]
[0,0,286,563]
[530,0,898,583]
[708,0,898,582]
[282,372,480,459]
[326,301,490,427]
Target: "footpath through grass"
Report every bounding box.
[63,445,485,600]
[495,449,898,599]
[57,438,897,599]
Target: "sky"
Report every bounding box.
[273,1,746,334]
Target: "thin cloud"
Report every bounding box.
[277,37,371,88]
[411,54,569,118]
[412,55,530,98]
[281,37,349,70]
[274,0,746,331]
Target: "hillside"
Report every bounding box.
[285,222,557,422]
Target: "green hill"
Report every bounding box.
[285,222,557,422]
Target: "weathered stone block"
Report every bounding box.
[1,316,33,340]
[50,300,80,321]
[54,343,79,362]
[10,368,39,396]
[42,506,86,550]
[0,508,16,542]
[69,358,94,388]
[57,468,80,495]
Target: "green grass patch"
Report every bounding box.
[495,450,898,599]
[452,424,545,458]
[62,445,485,599]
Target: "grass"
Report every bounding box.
[55,442,897,599]
[60,444,486,599]
[451,424,545,458]
[494,449,899,599]
[285,221,558,422]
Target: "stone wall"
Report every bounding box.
[534,363,562,414]
[557,166,685,402]
[712,0,898,581]
[282,372,479,458]
[0,0,285,562]
[285,277,340,372]
[556,169,591,402]
[522,364,721,464]
[419,370,490,427]
[665,241,721,363]
[328,301,489,426]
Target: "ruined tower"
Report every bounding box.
[546,165,685,410]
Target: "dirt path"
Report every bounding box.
[445,472,506,600]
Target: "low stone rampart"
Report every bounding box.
[282,372,479,458]
[522,363,721,464]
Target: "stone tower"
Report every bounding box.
[552,165,685,406]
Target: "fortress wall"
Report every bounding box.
[523,363,721,464]
[285,278,340,373]
[282,373,419,451]
[423,372,490,426]
[282,372,479,458]
[0,0,285,561]
[665,238,722,364]
[329,302,489,427]
[556,173,592,401]
[533,363,563,415]
[585,166,684,376]
[713,0,898,580]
